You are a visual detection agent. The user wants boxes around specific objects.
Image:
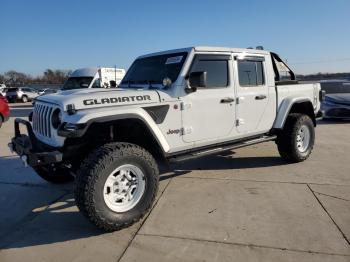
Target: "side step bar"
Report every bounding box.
[169,135,277,162]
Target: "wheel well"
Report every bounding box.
[68,118,166,165]
[288,102,316,126]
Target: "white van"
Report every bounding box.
[62,67,125,90]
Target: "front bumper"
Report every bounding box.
[9,118,63,167]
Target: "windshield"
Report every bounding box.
[62,77,93,90]
[122,52,188,87]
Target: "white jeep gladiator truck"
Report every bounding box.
[9,46,323,231]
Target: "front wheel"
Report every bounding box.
[277,113,315,163]
[74,142,159,232]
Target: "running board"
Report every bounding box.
[169,135,277,162]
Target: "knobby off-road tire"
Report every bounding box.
[277,113,315,163]
[74,142,159,232]
[33,165,75,184]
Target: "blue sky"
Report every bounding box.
[1,0,349,75]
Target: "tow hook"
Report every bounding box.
[20,155,28,167]
[7,143,14,154]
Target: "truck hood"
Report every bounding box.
[36,88,160,111]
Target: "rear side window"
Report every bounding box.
[238,60,265,86]
[190,56,229,88]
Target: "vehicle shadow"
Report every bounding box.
[159,152,289,181]
[0,194,105,250]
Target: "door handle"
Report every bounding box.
[255,95,267,100]
[220,97,235,103]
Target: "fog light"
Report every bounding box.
[64,123,79,131]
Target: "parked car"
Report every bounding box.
[42,89,58,95]
[0,84,7,97]
[37,89,47,95]
[6,87,39,103]
[0,94,10,128]
[321,82,350,119]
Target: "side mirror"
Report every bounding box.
[190,71,207,88]
[186,71,207,93]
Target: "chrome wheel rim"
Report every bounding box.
[296,125,311,153]
[103,164,145,213]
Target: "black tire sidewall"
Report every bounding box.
[93,154,157,224]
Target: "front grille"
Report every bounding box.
[33,103,55,138]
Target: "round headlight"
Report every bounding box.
[51,109,62,129]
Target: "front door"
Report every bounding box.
[181,54,236,143]
[233,55,269,134]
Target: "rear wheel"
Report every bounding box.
[22,95,28,103]
[33,165,75,184]
[277,113,315,163]
[74,142,159,232]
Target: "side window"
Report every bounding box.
[238,60,265,86]
[190,56,229,88]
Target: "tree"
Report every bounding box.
[3,70,32,87]
[0,69,72,86]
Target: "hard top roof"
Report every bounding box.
[138,46,270,59]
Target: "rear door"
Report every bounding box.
[233,55,269,134]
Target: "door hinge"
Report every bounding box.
[182,126,193,135]
[180,102,192,110]
[236,118,244,126]
[236,97,245,104]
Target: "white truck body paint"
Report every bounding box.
[32,46,321,154]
